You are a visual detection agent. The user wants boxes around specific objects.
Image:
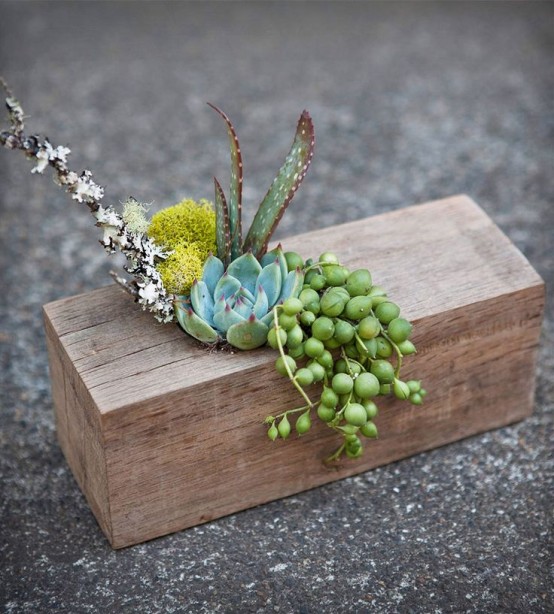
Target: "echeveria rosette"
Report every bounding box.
[174,247,304,349]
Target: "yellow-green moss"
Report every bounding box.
[157,241,205,295]
[148,198,216,253]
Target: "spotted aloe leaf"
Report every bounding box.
[208,103,243,260]
[243,110,315,257]
[214,177,231,267]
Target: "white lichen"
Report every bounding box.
[122,198,150,235]
[0,79,175,323]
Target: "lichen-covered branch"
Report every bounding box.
[0,78,174,323]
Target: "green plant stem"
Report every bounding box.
[271,404,311,421]
[325,443,346,464]
[272,306,315,410]
[379,328,404,377]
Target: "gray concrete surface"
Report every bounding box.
[0,1,552,612]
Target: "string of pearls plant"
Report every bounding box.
[1,79,425,462]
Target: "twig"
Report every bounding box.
[0,79,175,323]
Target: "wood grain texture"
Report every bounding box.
[43,195,545,548]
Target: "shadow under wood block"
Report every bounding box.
[43,195,545,548]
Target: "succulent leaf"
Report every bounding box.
[233,295,254,320]
[213,303,245,333]
[242,110,315,257]
[261,309,276,328]
[202,254,224,296]
[226,315,269,350]
[226,251,262,295]
[253,285,269,320]
[278,267,305,303]
[175,303,220,344]
[190,280,214,326]
[262,244,288,285]
[208,103,243,260]
[214,272,241,301]
[214,177,231,266]
[256,259,282,307]
[238,285,256,304]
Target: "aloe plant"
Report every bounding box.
[174,107,315,349]
[209,105,315,263]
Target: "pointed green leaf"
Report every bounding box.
[208,103,243,260]
[213,303,245,333]
[261,244,288,285]
[202,254,224,296]
[190,280,214,326]
[226,251,262,295]
[243,110,315,257]
[226,315,269,350]
[238,285,256,304]
[278,267,305,303]
[214,273,241,302]
[214,177,231,266]
[256,259,282,308]
[213,292,227,316]
[174,303,220,344]
[233,295,254,320]
[261,310,276,328]
[253,285,269,320]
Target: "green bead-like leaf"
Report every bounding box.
[214,177,231,266]
[202,254,224,296]
[226,314,269,350]
[226,251,262,295]
[208,103,243,260]
[175,303,220,344]
[243,110,315,257]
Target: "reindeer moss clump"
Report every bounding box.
[156,242,205,295]
[148,199,216,252]
[148,198,217,295]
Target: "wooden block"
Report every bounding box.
[43,195,545,548]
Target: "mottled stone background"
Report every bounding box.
[0,2,552,612]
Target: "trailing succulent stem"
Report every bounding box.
[264,251,426,462]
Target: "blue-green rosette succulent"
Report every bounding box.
[172,104,314,350]
[174,247,304,349]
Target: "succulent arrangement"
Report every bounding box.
[1,79,425,461]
